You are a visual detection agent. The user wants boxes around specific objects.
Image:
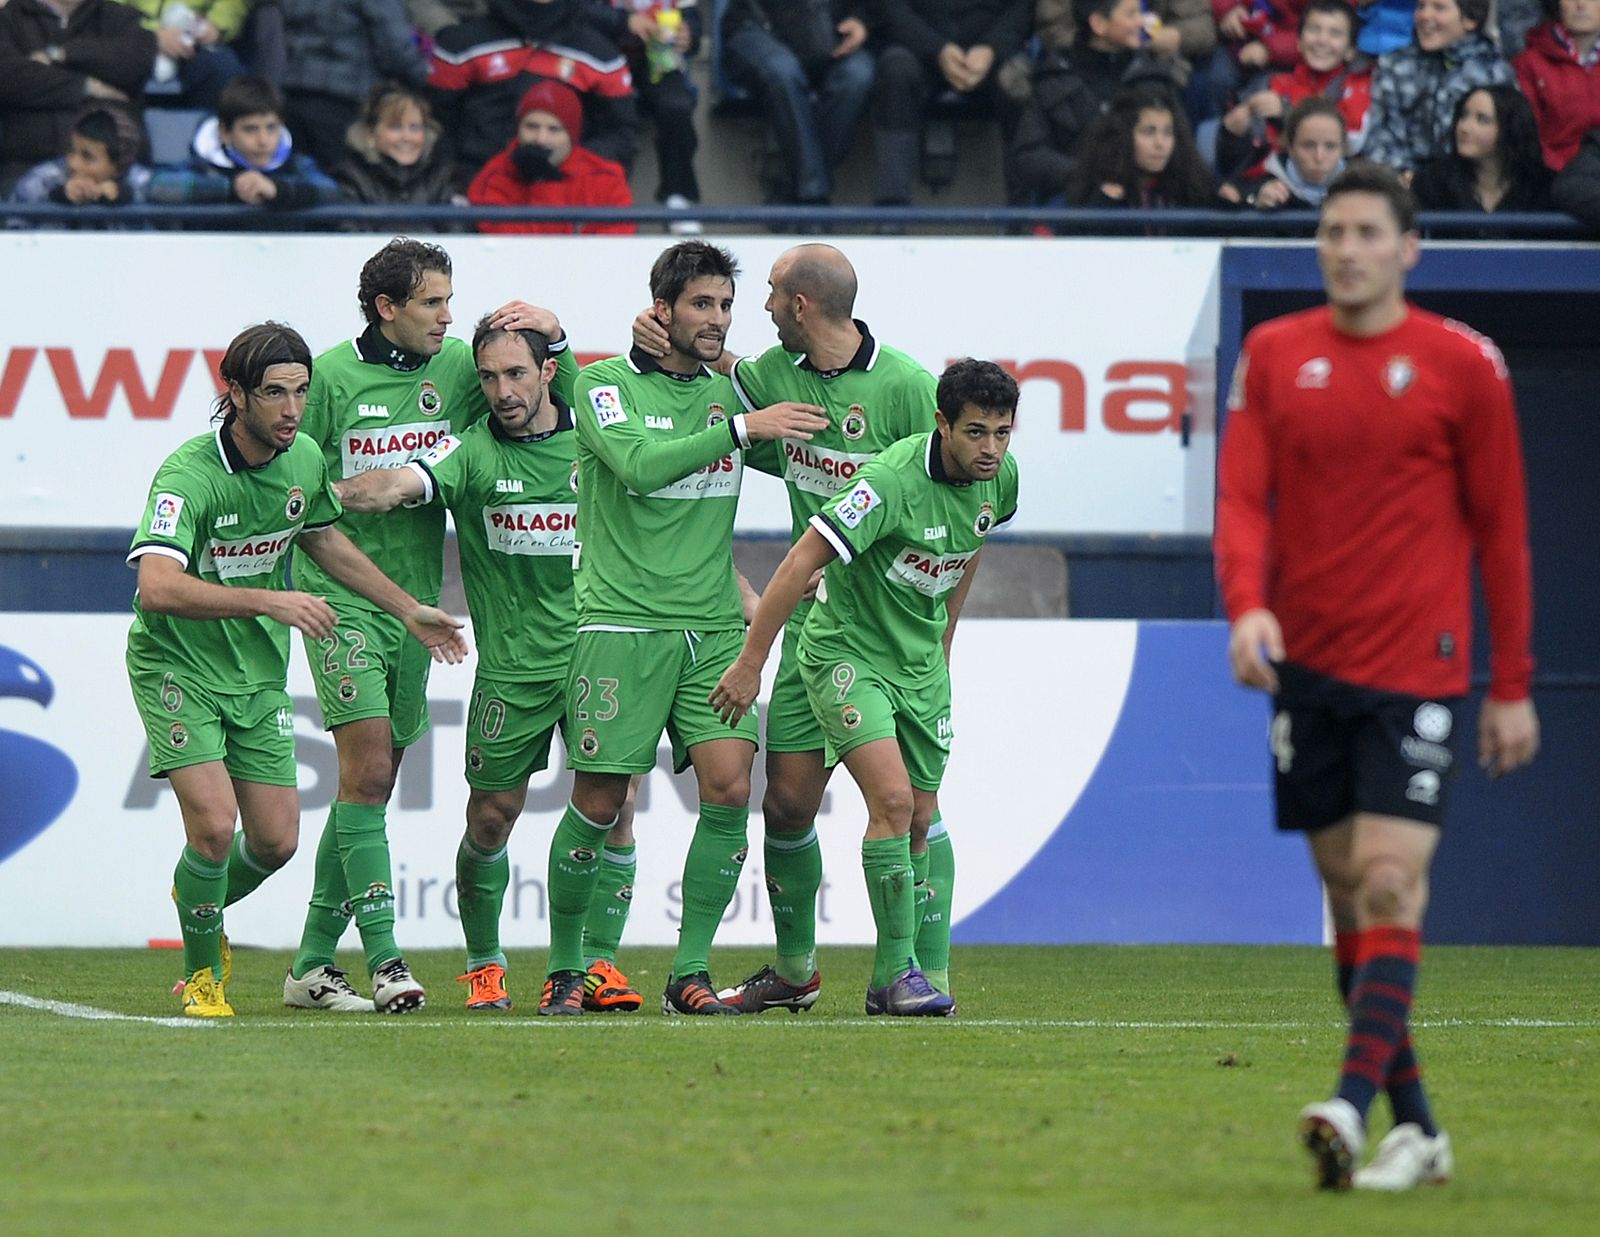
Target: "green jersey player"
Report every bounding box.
[712,359,1020,1016]
[284,237,576,1014]
[539,240,828,1016]
[126,323,465,1017]
[328,319,644,1015]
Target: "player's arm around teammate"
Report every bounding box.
[713,359,1019,1016]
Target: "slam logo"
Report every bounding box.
[0,647,78,863]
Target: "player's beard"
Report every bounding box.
[668,319,724,365]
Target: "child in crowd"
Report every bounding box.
[1412,84,1553,211]
[147,75,340,206]
[1213,0,1370,173]
[1219,95,1346,207]
[334,83,456,206]
[1514,0,1600,172]
[1067,86,1216,206]
[1009,0,1187,203]
[467,79,635,234]
[1362,0,1514,173]
[1204,0,1308,118]
[9,105,152,205]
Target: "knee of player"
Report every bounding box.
[761,785,816,834]
[697,770,751,809]
[1355,857,1418,923]
[467,812,516,851]
[870,785,915,835]
[250,832,298,869]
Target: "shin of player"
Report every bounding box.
[712,358,1020,1018]
[1216,165,1538,1190]
[127,323,466,1017]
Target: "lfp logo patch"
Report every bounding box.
[834,481,880,530]
[589,386,628,428]
[0,647,78,864]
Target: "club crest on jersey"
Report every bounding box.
[1296,357,1331,389]
[974,502,995,537]
[590,385,627,427]
[285,486,306,521]
[706,403,726,428]
[418,381,442,415]
[169,722,189,749]
[337,675,358,703]
[1383,356,1415,397]
[841,704,862,730]
[579,727,600,757]
[842,404,867,441]
[468,746,483,772]
[569,460,580,493]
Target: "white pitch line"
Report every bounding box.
[3,992,1596,1033]
[0,990,210,1028]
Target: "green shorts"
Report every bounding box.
[466,673,567,792]
[565,628,759,775]
[765,620,825,754]
[126,662,297,785]
[799,651,952,792]
[304,606,432,747]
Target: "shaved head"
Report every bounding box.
[773,244,857,322]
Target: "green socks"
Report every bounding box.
[547,802,614,975]
[336,800,400,975]
[456,834,510,970]
[765,827,822,984]
[916,819,955,992]
[291,805,352,979]
[583,842,637,965]
[862,834,916,988]
[672,802,749,980]
[173,845,227,980]
[223,830,274,908]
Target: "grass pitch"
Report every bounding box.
[1,945,1596,1236]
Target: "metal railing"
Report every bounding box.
[1,201,1591,239]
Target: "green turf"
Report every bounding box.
[1,945,1596,1235]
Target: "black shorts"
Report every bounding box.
[1269,662,1462,832]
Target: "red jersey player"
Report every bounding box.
[1215,163,1539,1192]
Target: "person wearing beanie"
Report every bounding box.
[9,103,153,205]
[467,79,636,235]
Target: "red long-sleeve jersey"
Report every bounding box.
[1215,304,1534,701]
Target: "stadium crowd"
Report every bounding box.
[2,0,1599,227]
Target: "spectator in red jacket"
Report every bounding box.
[467,78,635,234]
[1205,0,1309,117]
[1214,0,1370,173]
[1514,0,1600,171]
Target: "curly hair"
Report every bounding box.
[937,359,1019,424]
[357,238,453,326]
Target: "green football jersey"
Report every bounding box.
[292,328,578,606]
[731,323,938,540]
[801,431,1019,686]
[127,424,341,693]
[572,349,748,631]
[410,404,578,681]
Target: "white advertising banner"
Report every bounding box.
[0,234,1220,535]
[0,614,1139,948]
